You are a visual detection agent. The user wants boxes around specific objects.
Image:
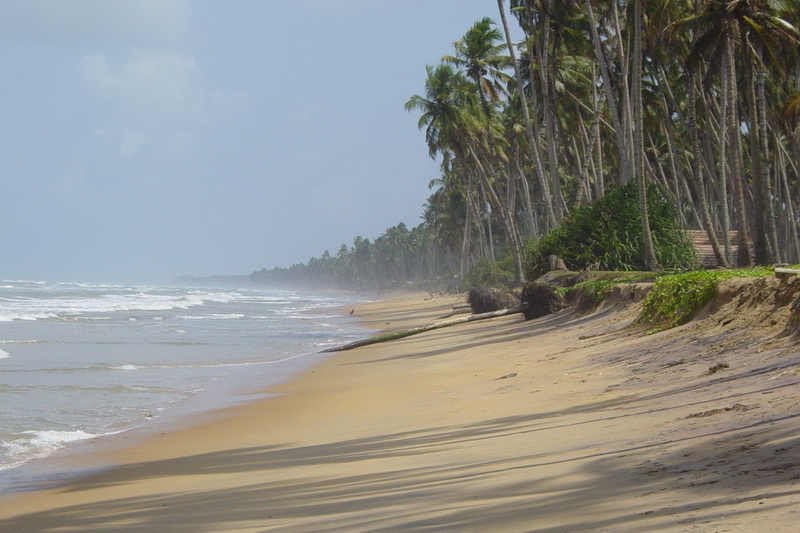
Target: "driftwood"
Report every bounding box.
[321,305,527,353]
[775,267,800,279]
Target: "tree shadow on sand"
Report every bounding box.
[3,380,800,532]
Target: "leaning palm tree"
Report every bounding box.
[583,0,633,186]
[405,64,482,277]
[678,0,800,265]
[632,0,660,271]
[676,1,751,265]
[442,17,511,120]
[496,0,558,229]
[432,20,529,284]
[741,0,800,264]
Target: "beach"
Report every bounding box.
[2,281,800,531]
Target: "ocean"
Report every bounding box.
[0,280,368,493]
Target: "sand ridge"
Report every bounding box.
[1,284,800,531]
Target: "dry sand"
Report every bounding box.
[2,279,800,532]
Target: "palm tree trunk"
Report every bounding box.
[726,35,752,267]
[592,65,605,199]
[719,43,734,265]
[687,68,728,267]
[478,183,496,262]
[584,0,631,185]
[469,146,526,284]
[511,1,558,229]
[746,48,771,264]
[513,150,537,236]
[460,174,475,278]
[322,304,527,353]
[755,43,780,262]
[632,0,658,271]
[777,133,800,262]
[614,0,634,183]
[536,3,565,220]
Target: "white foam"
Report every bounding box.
[0,430,98,472]
[25,429,96,447]
[0,313,57,322]
[0,285,243,321]
[0,349,8,359]
[179,313,246,320]
[112,364,138,371]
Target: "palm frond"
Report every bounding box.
[783,93,800,125]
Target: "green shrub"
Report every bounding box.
[525,181,697,279]
[638,267,772,331]
[461,257,515,289]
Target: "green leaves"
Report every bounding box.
[638,267,773,331]
[525,180,697,279]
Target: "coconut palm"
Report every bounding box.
[631,0,660,270]
[406,64,482,276]
[442,17,511,120]
[497,0,558,229]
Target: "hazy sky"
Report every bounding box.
[0,0,515,284]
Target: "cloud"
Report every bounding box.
[80,50,209,157]
[81,50,203,117]
[0,0,191,48]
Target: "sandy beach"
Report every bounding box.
[2,280,800,531]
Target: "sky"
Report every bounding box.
[0,0,517,284]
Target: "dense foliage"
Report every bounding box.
[250,2,800,291]
[526,181,697,279]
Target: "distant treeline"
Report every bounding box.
[249,222,460,291]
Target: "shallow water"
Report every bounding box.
[0,280,367,493]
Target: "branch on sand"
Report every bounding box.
[321,305,527,353]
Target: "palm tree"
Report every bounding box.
[742,1,800,263]
[422,20,529,284]
[406,64,481,277]
[632,0,660,270]
[675,1,749,265]
[497,0,558,229]
[443,17,511,120]
[513,0,580,221]
[583,0,632,186]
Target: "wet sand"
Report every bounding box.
[1,284,800,531]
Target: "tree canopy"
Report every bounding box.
[253,1,800,290]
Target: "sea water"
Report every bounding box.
[0,280,367,493]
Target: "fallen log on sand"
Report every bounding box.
[321,305,527,353]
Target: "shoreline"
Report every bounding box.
[2,284,800,530]
[0,290,374,497]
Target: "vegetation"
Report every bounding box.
[537,270,658,310]
[525,181,697,279]
[251,2,799,291]
[567,279,633,307]
[249,223,454,290]
[460,256,516,289]
[638,267,773,330]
